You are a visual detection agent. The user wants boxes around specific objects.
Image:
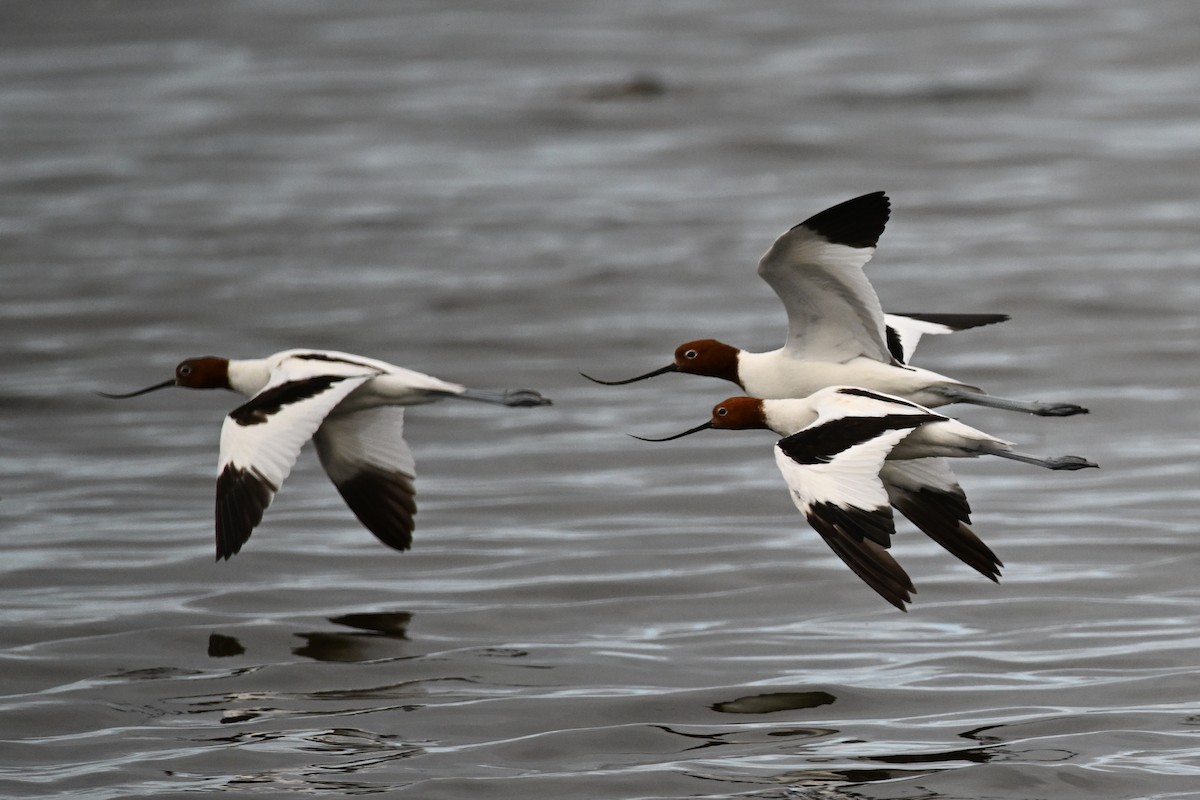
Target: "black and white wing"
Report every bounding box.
[315,407,418,553]
[880,457,1002,582]
[773,410,938,611]
[215,359,376,560]
[757,192,892,365]
[883,312,1010,365]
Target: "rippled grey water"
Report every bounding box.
[3,1,1199,797]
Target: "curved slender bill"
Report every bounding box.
[580,364,677,386]
[629,421,713,442]
[96,378,176,399]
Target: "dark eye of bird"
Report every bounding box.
[685,350,698,359]
[179,365,192,377]
[716,407,727,416]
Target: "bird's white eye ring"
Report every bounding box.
[179,365,192,377]
[716,407,728,416]
[684,349,698,359]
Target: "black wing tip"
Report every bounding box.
[334,467,417,553]
[215,465,275,561]
[805,502,914,611]
[215,547,240,562]
[890,489,1003,583]
[808,501,896,549]
[890,312,1011,331]
[799,190,891,249]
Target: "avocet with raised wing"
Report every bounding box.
[101,350,551,560]
[585,192,1086,417]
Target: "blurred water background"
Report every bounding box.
[2,1,1199,797]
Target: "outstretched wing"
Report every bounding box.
[773,408,938,611]
[883,312,1010,365]
[757,192,892,364]
[880,457,1002,582]
[315,407,417,553]
[215,363,375,560]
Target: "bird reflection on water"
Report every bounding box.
[293,612,414,663]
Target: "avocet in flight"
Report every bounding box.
[635,386,1096,610]
[585,192,1086,417]
[102,349,551,560]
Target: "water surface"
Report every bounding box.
[2,2,1198,798]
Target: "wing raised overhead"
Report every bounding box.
[757,192,892,364]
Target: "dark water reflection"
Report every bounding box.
[712,691,837,715]
[206,632,245,658]
[291,616,409,664]
[2,1,1199,798]
[292,612,414,662]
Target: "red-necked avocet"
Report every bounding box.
[584,191,1086,417]
[101,349,551,561]
[634,386,1097,611]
